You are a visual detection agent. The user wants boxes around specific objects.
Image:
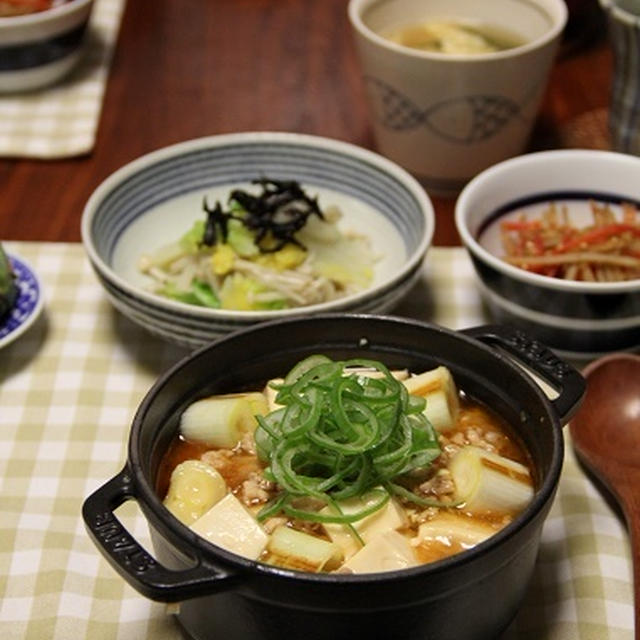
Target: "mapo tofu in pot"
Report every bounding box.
[157,355,535,574]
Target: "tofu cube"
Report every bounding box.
[322,492,407,559]
[266,525,343,572]
[190,493,269,560]
[340,530,418,573]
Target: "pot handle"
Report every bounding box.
[82,466,240,602]
[461,324,585,424]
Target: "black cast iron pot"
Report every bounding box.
[82,315,585,640]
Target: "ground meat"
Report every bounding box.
[418,469,455,499]
[200,448,234,470]
[239,471,275,505]
[292,519,326,537]
[262,516,288,534]
[463,427,497,453]
[407,507,439,526]
[438,416,503,461]
[201,448,265,492]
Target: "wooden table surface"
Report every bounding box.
[0,0,612,247]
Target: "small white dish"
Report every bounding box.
[0,253,44,349]
[455,149,640,357]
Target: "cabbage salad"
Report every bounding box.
[138,178,376,311]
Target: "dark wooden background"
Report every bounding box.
[0,0,611,246]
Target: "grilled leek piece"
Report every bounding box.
[450,446,533,514]
[414,511,498,547]
[163,459,227,525]
[180,392,267,448]
[403,366,459,432]
[265,525,343,572]
[264,378,285,412]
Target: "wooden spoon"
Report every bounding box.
[569,353,640,639]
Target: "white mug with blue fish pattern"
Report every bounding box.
[348,0,568,195]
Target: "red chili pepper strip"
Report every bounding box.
[554,223,640,253]
[500,220,543,232]
[531,236,546,255]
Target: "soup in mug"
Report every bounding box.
[382,20,525,54]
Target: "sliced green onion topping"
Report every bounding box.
[255,355,442,524]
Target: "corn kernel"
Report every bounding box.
[256,245,307,271]
[210,245,236,275]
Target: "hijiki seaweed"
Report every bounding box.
[203,178,324,253]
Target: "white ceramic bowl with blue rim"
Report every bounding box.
[455,149,640,359]
[81,132,435,348]
[0,0,94,93]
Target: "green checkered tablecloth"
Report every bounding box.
[0,242,634,640]
[0,0,126,159]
